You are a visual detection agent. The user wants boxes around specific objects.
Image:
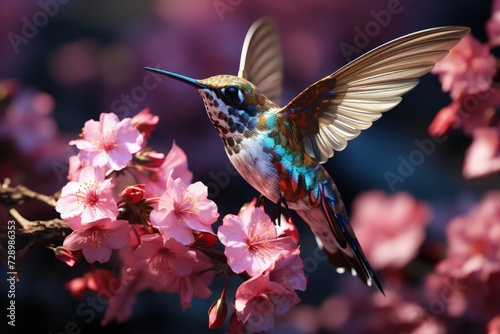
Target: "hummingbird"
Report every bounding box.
[145,18,469,293]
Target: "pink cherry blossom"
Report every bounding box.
[125,141,193,197]
[163,250,215,310]
[102,270,150,325]
[56,166,119,225]
[67,154,83,181]
[350,191,432,269]
[487,0,500,46]
[132,233,198,289]
[463,125,500,179]
[150,174,219,245]
[268,248,306,291]
[218,204,294,277]
[436,191,500,281]
[432,33,496,100]
[70,112,144,170]
[63,217,131,263]
[145,141,193,196]
[235,272,300,333]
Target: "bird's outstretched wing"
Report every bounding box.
[278,26,470,163]
[238,18,283,106]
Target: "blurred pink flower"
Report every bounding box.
[436,192,500,281]
[85,268,121,300]
[2,89,57,154]
[102,270,150,325]
[268,248,306,291]
[70,112,144,170]
[150,174,219,245]
[432,34,496,100]
[63,217,131,263]
[235,272,300,333]
[426,271,500,325]
[319,286,441,334]
[65,275,88,300]
[163,250,215,310]
[66,268,120,301]
[487,0,500,46]
[428,101,460,137]
[350,191,432,269]
[56,166,118,225]
[463,125,500,178]
[488,315,500,334]
[428,88,500,137]
[133,233,197,288]
[218,204,294,277]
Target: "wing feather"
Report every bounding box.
[279,26,470,163]
[238,18,283,106]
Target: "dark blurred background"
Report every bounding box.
[0,0,498,333]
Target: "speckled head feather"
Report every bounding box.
[195,75,279,140]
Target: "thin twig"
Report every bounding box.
[0,178,70,279]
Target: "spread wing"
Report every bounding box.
[278,26,470,163]
[238,17,283,106]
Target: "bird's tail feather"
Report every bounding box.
[296,184,384,294]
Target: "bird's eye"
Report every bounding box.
[224,86,239,99]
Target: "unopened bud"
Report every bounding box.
[194,232,218,248]
[53,246,78,267]
[208,298,227,329]
[119,184,146,204]
[133,148,166,169]
[131,108,159,137]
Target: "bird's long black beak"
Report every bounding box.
[144,67,207,89]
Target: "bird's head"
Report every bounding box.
[145,67,277,139]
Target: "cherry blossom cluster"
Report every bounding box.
[52,109,307,332]
[429,0,500,179]
[275,190,500,333]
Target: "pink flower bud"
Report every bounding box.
[131,108,159,137]
[208,298,227,329]
[194,232,218,248]
[53,246,78,267]
[119,184,146,204]
[134,148,166,169]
